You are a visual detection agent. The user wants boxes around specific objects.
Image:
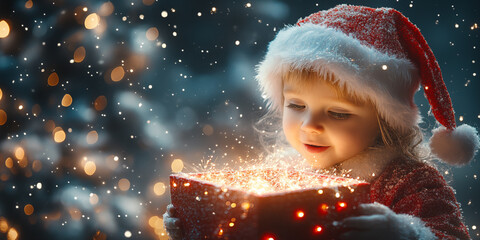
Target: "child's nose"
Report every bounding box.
[301,114,325,134]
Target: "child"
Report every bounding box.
[164,5,479,239]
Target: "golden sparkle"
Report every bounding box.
[53,127,66,143]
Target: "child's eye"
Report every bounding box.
[328,111,351,120]
[286,103,305,110]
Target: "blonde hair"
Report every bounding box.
[255,68,429,162]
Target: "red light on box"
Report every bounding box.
[313,225,323,234]
[295,210,305,219]
[263,233,276,240]
[318,203,329,215]
[336,201,348,211]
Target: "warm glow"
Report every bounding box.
[25,0,33,9]
[146,27,159,41]
[61,94,73,107]
[94,95,107,111]
[73,46,86,63]
[24,204,34,215]
[118,178,130,191]
[14,147,25,160]
[48,72,59,86]
[84,13,100,29]
[295,210,305,219]
[32,160,42,172]
[153,182,166,195]
[111,66,125,82]
[86,130,99,144]
[0,109,7,125]
[148,216,164,229]
[53,127,66,143]
[7,227,18,240]
[89,193,99,205]
[0,88,3,100]
[0,20,10,38]
[84,161,96,175]
[171,159,184,173]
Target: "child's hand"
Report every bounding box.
[338,202,435,240]
[163,204,183,240]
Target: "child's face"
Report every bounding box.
[282,78,380,169]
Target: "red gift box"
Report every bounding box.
[170,169,370,240]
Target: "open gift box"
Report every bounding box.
[170,169,370,240]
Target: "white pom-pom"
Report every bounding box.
[429,124,480,165]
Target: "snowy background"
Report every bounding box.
[0,0,479,239]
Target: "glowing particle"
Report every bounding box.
[118,178,130,191]
[124,230,132,238]
[53,127,66,143]
[0,20,10,38]
[459,116,464,122]
[336,201,347,211]
[382,64,388,70]
[36,183,42,189]
[0,109,7,125]
[211,7,217,12]
[183,182,190,187]
[218,228,223,236]
[0,88,2,100]
[317,189,323,194]
[84,161,96,176]
[73,46,86,63]
[335,192,340,198]
[472,225,477,230]
[197,12,202,17]
[146,27,159,41]
[86,130,98,144]
[172,31,177,36]
[94,95,107,111]
[246,3,252,7]
[161,11,168,18]
[229,222,234,227]
[48,72,59,86]
[171,159,184,173]
[84,13,100,29]
[153,182,166,196]
[18,105,23,110]
[24,204,34,215]
[161,43,167,48]
[61,94,73,107]
[235,40,240,45]
[111,66,125,82]
[455,23,459,28]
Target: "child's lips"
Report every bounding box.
[304,144,330,153]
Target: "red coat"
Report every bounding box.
[370,158,470,239]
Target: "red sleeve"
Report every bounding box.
[370,159,470,240]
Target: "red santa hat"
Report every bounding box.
[256,4,479,165]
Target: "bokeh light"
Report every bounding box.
[118,178,130,191]
[84,13,100,29]
[84,161,96,176]
[146,27,159,41]
[111,66,125,82]
[171,159,184,173]
[73,46,86,63]
[153,182,166,196]
[24,204,34,215]
[0,20,10,38]
[86,130,98,144]
[94,96,107,111]
[47,72,59,86]
[61,94,73,107]
[0,110,7,126]
[53,127,66,143]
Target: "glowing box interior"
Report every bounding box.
[170,169,370,240]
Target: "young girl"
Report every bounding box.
[164,5,479,239]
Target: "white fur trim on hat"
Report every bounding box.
[256,23,421,132]
[430,124,480,165]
